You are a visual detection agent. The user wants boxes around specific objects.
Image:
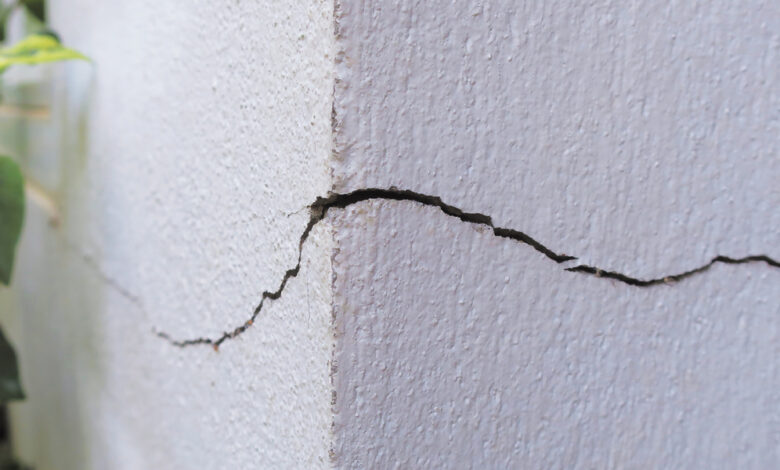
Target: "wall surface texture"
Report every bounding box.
[3,1,335,468]
[331,0,779,468]
[0,0,778,469]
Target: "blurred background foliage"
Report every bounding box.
[0,1,87,467]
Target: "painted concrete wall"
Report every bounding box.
[0,0,777,468]
[1,1,335,468]
[331,1,779,468]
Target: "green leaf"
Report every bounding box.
[22,0,46,23]
[0,33,88,73]
[0,156,24,285]
[0,327,24,402]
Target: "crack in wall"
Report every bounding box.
[566,255,779,286]
[155,187,779,349]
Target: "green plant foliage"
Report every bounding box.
[0,328,23,402]
[0,157,24,286]
[0,0,47,42]
[0,26,87,411]
[21,0,46,23]
[0,33,88,73]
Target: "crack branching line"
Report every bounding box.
[156,187,779,349]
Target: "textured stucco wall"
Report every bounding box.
[332,1,779,468]
[0,1,777,468]
[2,1,335,468]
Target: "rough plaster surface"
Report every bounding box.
[332,202,778,469]
[331,1,780,468]
[333,0,779,277]
[1,0,778,468]
[3,1,335,468]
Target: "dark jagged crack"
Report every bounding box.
[566,255,780,287]
[312,188,576,263]
[156,187,779,349]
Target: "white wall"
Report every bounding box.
[2,1,335,468]
[332,1,779,468]
[1,1,778,468]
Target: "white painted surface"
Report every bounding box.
[3,1,335,468]
[333,0,779,277]
[1,1,778,468]
[332,1,780,468]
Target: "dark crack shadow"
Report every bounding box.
[155,187,779,349]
